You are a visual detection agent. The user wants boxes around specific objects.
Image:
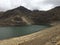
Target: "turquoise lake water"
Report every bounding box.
[0,25,49,40]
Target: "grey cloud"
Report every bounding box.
[45,0,60,6]
[0,0,60,11]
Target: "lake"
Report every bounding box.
[0,25,50,40]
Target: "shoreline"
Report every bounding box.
[0,24,60,45]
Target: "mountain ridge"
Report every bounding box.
[0,6,60,26]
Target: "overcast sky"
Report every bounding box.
[0,0,60,11]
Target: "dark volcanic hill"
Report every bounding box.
[15,6,31,13]
[0,6,33,26]
[48,6,60,21]
[28,6,60,24]
[0,6,31,19]
[0,6,60,26]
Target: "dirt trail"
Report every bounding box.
[0,24,60,45]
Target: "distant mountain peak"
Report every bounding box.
[48,6,60,12]
[51,6,60,10]
[16,6,31,13]
[55,6,60,8]
[17,6,27,10]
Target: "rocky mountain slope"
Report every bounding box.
[0,6,60,26]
